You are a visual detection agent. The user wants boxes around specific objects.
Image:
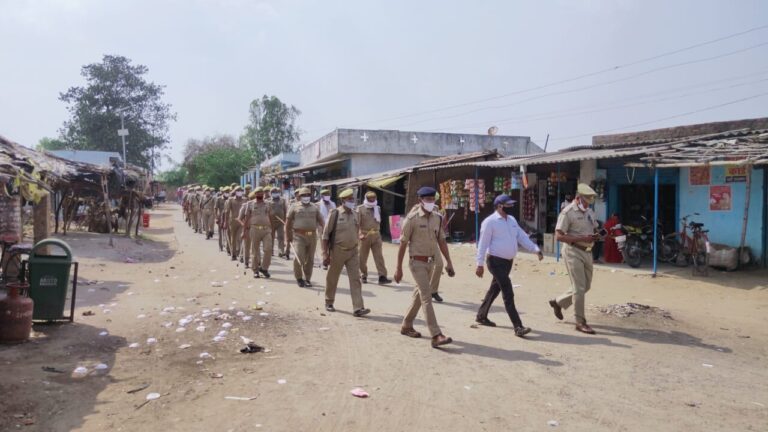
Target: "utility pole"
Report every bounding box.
[116,108,130,166]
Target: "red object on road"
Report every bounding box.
[0,282,34,344]
[142,213,150,228]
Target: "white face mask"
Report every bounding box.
[421,202,436,213]
[322,196,331,202]
[364,200,377,207]
[271,193,280,199]
[301,197,311,204]
[343,200,356,210]
[235,191,243,198]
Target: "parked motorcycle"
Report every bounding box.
[615,217,678,268]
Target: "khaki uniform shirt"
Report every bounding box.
[356,205,381,233]
[226,197,245,222]
[190,193,201,209]
[287,203,324,231]
[269,198,287,224]
[200,195,215,211]
[245,201,271,226]
[214,195,226,218]
[400,207,442,257]
[322,208,359,250]
[556,201,598,247]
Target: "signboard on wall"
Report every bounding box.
[709,185,732,211]
[725,165,748,183]
[689,166,710,186]
[389,215,403,244]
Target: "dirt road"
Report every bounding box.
[1,204,767,431]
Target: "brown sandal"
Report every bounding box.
[400,327,422,338]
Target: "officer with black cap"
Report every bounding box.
[395,186,454,348]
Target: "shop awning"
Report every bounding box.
[366,174,404,189]
[273,157,349,176]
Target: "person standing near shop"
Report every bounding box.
[549,183,600,334]
[357,191,392,285]
[322,188,370,316]
[475,194,543,336]
[225,186,246,261]
[285,187,324,287]
[395,186,454,348]
[269,186,288,258]
[240,187,273,278]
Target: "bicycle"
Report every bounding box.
[666,213,710,276]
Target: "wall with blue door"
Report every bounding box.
[679,166,764,261]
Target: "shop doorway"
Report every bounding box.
[617,184,676,233]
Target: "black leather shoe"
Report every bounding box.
[475,318,496,327]
[549,300,564,320]
[325,304,335,312]
[353,308,370,317]
[432,293,444,303]
[304,280,313,288]
[514,326,532,337]
[378,276,392,285]
[259,268,271,278]
[361,276,368,284]
[297,279,306,287]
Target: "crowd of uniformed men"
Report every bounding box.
[179,182,602,348]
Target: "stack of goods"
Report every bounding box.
[439,181,453,209]
[523,187,536,221]
[464,179,486,212]
[493,176,512,194]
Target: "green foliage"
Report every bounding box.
[178,134,254,188]
[157,165,188,187]
[58,54,176,169]
[36,137,69,152]
[240,95,301,164]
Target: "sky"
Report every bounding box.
[1,0,767,171]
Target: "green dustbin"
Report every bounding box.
[27,238,77,321]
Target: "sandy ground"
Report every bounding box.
[1,204,767,432]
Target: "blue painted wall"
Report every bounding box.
[679,166,764,260]
[603,165,680,223]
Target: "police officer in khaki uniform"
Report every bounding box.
[285,187,324,287]
[549,183,600,334]
[190,186,202,233]
[395,186,454,348]
[322,188,370,316]
[215,187,229,252]
[357,191,391,285]
[407,195,446,302]
[200,187,216,239]
[283,189,302,260]
[269,186,288,258]
[225,186,246,261]
[238,184,253,263]
[240,187,273,278]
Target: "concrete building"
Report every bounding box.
[294,128,541,181]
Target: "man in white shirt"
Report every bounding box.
[475,194,543,337]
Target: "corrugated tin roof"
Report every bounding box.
[48,150,122,167]
[270,156,349,176]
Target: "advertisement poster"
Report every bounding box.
[389,215,403,244]
[709,185,732,211]
[689,166,710,185]
[725,165,748,183]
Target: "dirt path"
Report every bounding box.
[1,204,767,431]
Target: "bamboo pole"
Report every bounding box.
[738,164,753,268]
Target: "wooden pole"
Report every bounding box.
[738,164,753,267]
[102,174,114,247]
[33,191,52,254]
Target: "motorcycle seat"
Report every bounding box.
[690,222,704,228]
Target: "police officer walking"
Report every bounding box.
[357,191,391,285]
[225,186,246,261]
[269,186,288,258]
[240,187,273,278]
[200,187,216,239]
[285,187,324,287]
[549,183,600,334]
[322,188,370,316]
[395,186,454,348]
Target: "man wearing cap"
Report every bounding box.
[317,189,336,270]
[357,191,391,285]
[285,187,324,287]
[475,194,543,336]
[240,187,273,278]
[200,187,216,239]
[549,183,600,334]
[225,186,247,261]
[238,190,256,267]
[268,186,288,258]
[189,186,202,233]
[283,189,302,260]
[215,187,230,252]
[322,188,370,316]
[395,186,455,348]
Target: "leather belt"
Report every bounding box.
[294,229,315,236]
[410,256,434,263]
[569,243,593,252]
[337,245,357,251]
[489,255,514,263]
[250,224,270,229]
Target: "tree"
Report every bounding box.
[58,55,176,169]
[36,137,69,152]
[240,95,301,164]
[157,165,188,187]
[177,134,254,188]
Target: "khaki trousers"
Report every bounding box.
[359,232,388,278]
[325,247,364,310]
[430,252,443,294]
[292,233,317,281]
[556,244,594,325]
[249,226,272,271]
[202,210,214,233]
[242,226,253,265]
[402,259,442,337]
[271,222,285,253]
[191,210,200,231]
[228,220,242,259]
[218,220,227,251]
